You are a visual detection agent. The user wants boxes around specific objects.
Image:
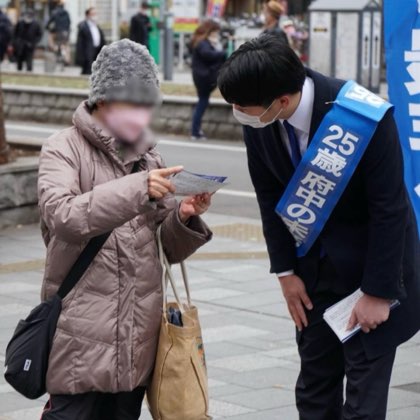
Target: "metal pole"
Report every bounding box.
[163,3,174,81]
[159,0,165,66]
[0,75,9,164]
[178,32,184,70]
[111,0,119,42]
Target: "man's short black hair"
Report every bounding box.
[218,35,306,107]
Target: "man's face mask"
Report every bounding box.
[233,99,284,129]
[103,106,153,144]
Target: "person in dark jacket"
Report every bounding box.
[262,0,289,45]
[46,0,70,33]
[129,1,151,49]
[75,7,106,75]
[0,9,12,62]
[218,36,420,420]
[14,10,42,71]
[190,20,226,141]
[46,1,71,65]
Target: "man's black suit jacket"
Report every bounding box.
[243,69,420,358]
[75,21,106,67]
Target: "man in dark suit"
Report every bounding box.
[75,7,106,75]
[217,35,420,419]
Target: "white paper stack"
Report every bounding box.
[323,288,400,343]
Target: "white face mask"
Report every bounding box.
[103,107,153,143]
[209,33,219,42]
[233,100,284,128]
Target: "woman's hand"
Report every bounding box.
[179,193,212,223]
[148,166,183,199]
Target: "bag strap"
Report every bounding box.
[157,225,191,314]
[57,160,141,300]
[57,232,111,299]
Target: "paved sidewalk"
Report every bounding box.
[0,213,419,419]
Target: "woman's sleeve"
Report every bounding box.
[38,134,156,243]
[160,202,212,264]
[196,40,226,63]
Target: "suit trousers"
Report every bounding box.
[40,386,146,420]
[296,259,396,420]
[81,46,102,75]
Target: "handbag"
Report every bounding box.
[4,162,141,400]
[3,231,111,399]
[147,227,211,420]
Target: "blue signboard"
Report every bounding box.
[384,0,420,233]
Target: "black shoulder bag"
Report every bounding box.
[4,161,140,399]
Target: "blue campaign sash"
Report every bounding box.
[276,81,393,257]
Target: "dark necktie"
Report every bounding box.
[283,120,301,168]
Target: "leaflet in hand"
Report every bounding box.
[171,170,229,196]
[323,288,400,343]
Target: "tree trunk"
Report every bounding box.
[0,76,9,165]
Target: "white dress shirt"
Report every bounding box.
[277,77,315,278]
[87,19,101,48]
[280,76,315,157]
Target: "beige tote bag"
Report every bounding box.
[147,228,211,420]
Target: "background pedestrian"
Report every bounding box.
[46,0,71,65]
[190,20,226,141]
[262,0,289,45]
[0,8,12,62]
[75,7,106,75]
[13,9,42,72]
[129,1,151,50]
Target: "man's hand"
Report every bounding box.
[148,166,183,199]
[179,193,212,223]
[347,294,391,333]
[279,274,313,331]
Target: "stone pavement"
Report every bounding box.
[0,213,419,420]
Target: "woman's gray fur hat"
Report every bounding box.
[89,39,161,107]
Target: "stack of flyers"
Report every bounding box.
[323,288,400,343]
[171,170,229,196]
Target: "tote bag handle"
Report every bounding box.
[157,225,192,314]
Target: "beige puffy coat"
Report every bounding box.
[38,102,212,395]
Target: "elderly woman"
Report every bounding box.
[38,39,212,419]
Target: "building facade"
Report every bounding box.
[226,0,313,16]
[0,0,318,43]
